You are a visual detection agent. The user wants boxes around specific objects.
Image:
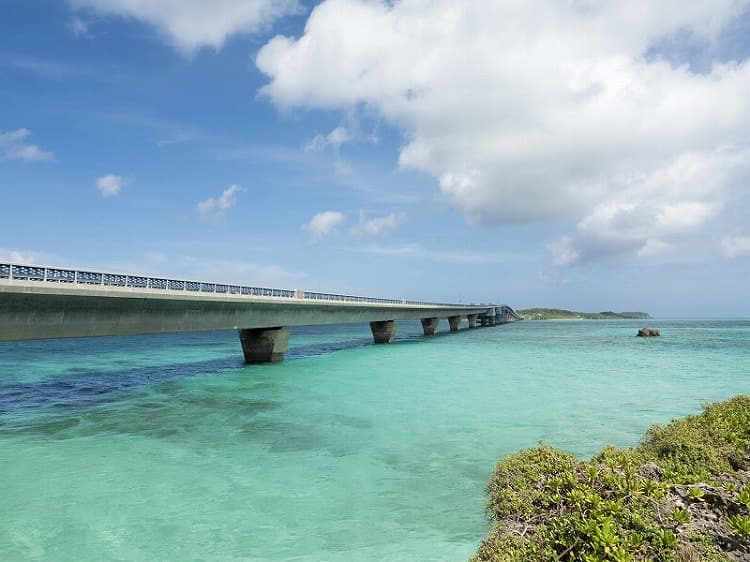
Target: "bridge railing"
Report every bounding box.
[0,263,481,309]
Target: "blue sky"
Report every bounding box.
[2,0,750,316]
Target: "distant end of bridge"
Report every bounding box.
[0,263,521,363]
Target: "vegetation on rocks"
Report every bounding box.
[471,396,750,562]
[518,309,651,320]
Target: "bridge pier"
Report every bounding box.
[421,317,440,336]
[480,314,495,327]
[467,314,478,328]
[448,316,461,332]
[370,320,397,344]
[238,327,290,363]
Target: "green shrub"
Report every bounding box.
[639,396,750,482]
[727,514,750,538]
[736,484,750,509]
[472,395,750,562]
[670,508,690,524]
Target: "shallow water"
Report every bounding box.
[1,319,749,560]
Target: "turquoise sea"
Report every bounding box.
[1,319,749,561]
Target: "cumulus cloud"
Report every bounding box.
[96,174,126,197]
[303,210,345,242]
[70,0,300,54]
[197,184,244,221]
[0,128,53,161]
[257,0,750,264]
[722,235,750,257]
[350,210,404,238]
[548,149,749,263]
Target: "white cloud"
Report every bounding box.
[360,243,529,264]
[68,16,89,36]
[305,126,353,152]
[0,129,54,161]
[257,0,750,264]
[350,210,404,238]
[637,239,671,257]
[96,174,126,197]
[333,159,353,176]
[167,256,306,287]
[721,236,750,257]
[547,236,580,267]
[0,249,306,288]
[303,210,345,242]
[548,149,749,263]
[0,54,78,79]
[70,0,300,54]
[197,184,244,221]
[0,248,46,265]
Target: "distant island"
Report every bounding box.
[517,308,651,320]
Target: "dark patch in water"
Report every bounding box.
[0,324,427,419]
[181,395,280,413]
[285,337,373,359]
[135,401,167,410]
[0,324,430,443]
[1,416,80,437]
[176,341,227,349]
[0,357,244,415]
[241,419,324,453]
[330,414,372,430]
[0,389,283,441]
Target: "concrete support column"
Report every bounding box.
[467,314,478,329]
[421,317,440,336]
[480,315,495,327]
[448,316,461,332]
[238,327,290,363]
[370,320,397,344]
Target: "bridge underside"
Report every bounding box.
[0,286,520,363]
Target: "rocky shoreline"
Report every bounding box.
[472,396,750,561]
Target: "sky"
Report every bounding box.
[2,0,750,316]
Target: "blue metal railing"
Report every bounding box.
[0,262,485,309]
[304,291,411,306]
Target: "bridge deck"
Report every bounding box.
[0,263,519,361]
[0,264,508,341]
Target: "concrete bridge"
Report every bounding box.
[0,263,521,363]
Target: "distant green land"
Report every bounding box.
[517,308,651,320]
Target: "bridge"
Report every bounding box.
[0,263,521,363]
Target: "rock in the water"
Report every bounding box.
[638,327,660,337]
